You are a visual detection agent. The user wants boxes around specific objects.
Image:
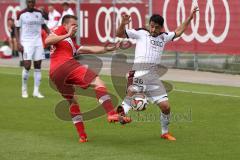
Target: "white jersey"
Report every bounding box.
[47,9,61,29]
[16,9,45,46]
[125,28,175,67]
[58,8,74,26]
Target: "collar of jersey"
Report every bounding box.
[148,32,166,38]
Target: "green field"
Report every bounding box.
[0,67,239,160]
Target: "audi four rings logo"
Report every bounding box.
[163,0,230,44]
[4,6,21,37]
[95,6,142,43]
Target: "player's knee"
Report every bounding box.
[92,76,105,88]
[23,61,31,70]
[158,101,170,114]
[34,61,42,69]
[34,66,41,69]
[24,65,31,71]
[67,96,77,104]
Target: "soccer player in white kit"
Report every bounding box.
[116,7,199,140]
[16,0,50,98]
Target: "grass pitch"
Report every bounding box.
[0,67,239,160]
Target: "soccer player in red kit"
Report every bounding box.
[45,15,131,143]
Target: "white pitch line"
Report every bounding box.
[174,89,240,98]
[1,71,240,98]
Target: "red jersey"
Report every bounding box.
[41,29,48,49]
[50,26,80,74]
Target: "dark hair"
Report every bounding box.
[62,15,77,25]
[149,14,164,27]
[62,2,69,6]
[26,0,35,3]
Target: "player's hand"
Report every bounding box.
[17,42,23,53]
[121,14,131,25]
[67,25,78,37]
[190,6,199,20]
[105,41,121,52]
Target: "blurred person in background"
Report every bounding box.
[38,6,49,22]
[38,6,50,52]
[58,2,74,26]
[7,18,18,57]
[47,4,61,30]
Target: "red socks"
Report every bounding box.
[70,104,87,138]
[95,86,116,115]
[69,87,116,139]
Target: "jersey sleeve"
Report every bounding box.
[125,29,141,39]
[163,32,176,43]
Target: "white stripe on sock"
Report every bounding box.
[98,95,111,104]
[72,115,83,124]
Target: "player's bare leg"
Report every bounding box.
[67,96,88,143]
[33,60,44,98]
[22,60,31,98]
[157,100,176,141]
[91,76,131,124]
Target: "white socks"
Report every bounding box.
[22,68,42,93]
[33,69,41,94]
[22,68,29,91]
[160,112,170,135]
[121,97,132,114]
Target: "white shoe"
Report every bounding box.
[33,92,45,98]
[22,89,29,98]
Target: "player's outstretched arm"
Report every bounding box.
[116,14,131,38]
[45,25,77,46]
[77,42,120,54]
[174,6,198,38]
[45,33,69,46]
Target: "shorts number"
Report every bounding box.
[134,78,143,84]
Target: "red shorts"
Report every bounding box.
[50,59,97,99]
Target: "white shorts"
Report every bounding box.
[127,70,168,104]
[22,45,45,61]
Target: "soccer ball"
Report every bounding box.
[130,93,148,111]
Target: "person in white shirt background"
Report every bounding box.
[58,2,74,26]
[47,4,61,30]
[16,0,50,98]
